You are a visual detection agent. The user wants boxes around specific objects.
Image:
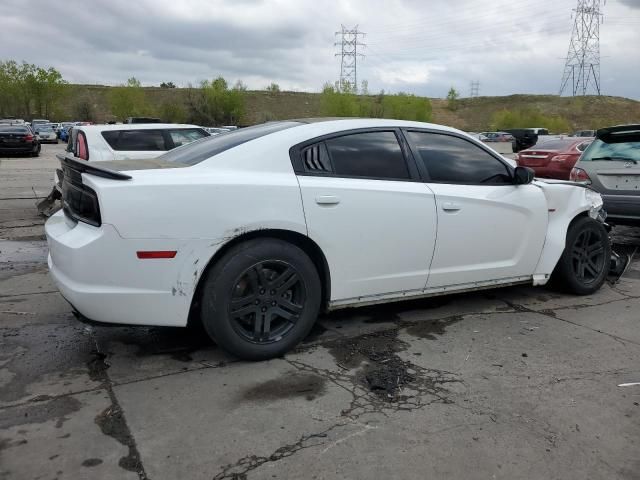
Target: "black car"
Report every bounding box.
[0,125,40,156]
[502,129,539,152]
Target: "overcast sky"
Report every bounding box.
[2,0,639,98]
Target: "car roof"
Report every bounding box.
[597,124,640,139]
[76,123,203,132]
[283,117,463,135]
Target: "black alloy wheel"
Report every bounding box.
[570,229,606,285]
[553,216,610,295]
[200,238,321,360]
[229,260,305,344]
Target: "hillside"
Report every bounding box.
[59,85,639,131]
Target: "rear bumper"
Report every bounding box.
[602,194,640,222]
[45,211,191,327]
[0,145,35,153]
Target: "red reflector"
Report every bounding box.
[136,251,177,259]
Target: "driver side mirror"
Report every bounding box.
[514,166,535,185]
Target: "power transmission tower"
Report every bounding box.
[559,0,604,96]
[470,80,480,98]
[335,25,366,92]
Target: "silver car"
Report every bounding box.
[571,124,640,225]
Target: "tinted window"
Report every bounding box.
[159,121,301,166]
[0,126,28,133]
[104,130,167,151]
[324,131,409,180]
[169,128,208,147]
[407,131,511,184]
[101,131,119,148]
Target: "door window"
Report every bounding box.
[407,131,511,184]
[324,131,410,180]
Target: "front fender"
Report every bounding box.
[532,182,604,284]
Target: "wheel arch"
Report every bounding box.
[187,229,331,327]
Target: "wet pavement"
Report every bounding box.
[1,144,639,479]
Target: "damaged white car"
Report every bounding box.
[45,119,610,359]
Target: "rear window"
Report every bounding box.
[581,136,640,162]
[101,130,167,151]
[158,121,302,166]
[0,126,28,133]
[532,139,576,150]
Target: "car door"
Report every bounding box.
[404,130,548,289]
[294,129,438,302]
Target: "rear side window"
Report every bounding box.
[407,131,511,184]
[324,131,410,180]
[169,128,208,147]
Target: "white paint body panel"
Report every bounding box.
[425,183,548,288]
[298,176,437,300]
[44,119,605,327]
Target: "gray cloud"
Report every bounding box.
[0,0,638,98]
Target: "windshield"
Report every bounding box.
[158,121,302,166]
[581,135,640,162]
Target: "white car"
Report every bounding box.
[45,119,610,360]
[67,123,209,161]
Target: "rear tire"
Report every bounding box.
[200,238,321,360]
[552,216,610,295]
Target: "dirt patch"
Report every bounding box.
[0,396,81,430]
[403,315,464,340]
[241,373,327,402]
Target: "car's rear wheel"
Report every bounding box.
[200,238,321,360]
[31,144,41,157]
[553,216,610,295]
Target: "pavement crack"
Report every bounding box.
[212,423,345,480]
[88,334,149,480]
[501,300,640,347]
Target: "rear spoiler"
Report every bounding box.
[56,153,132,180]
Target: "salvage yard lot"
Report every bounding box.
[1,144,639,479]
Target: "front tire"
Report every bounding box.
[200,238,321,360]
[553,216,610,295]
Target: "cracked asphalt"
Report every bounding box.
[1,144,639,480]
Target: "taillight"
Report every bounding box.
[76,131,89,160]
[550,155,570,163]
[570,167,591,182]
[23,134,34,141]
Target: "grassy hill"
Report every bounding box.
[59,85,639,132]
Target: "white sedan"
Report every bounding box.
[45,119,610,360]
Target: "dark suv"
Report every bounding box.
[502,129,539,152]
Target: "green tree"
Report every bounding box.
[108,77,151,120]
[491,108,571,133]
[185,76,246,125]
[265,82,280,93]
[446,87,460,111]
[0,61,67,118]
[160,81,176,88]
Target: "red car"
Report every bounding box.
[516,138,593,180]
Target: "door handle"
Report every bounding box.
[441,202,461,212]
[315,195,340,206]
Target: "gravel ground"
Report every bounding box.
[1,144,639,480]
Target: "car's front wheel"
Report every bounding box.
[200,238,321,360]
[553,216,610,295]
